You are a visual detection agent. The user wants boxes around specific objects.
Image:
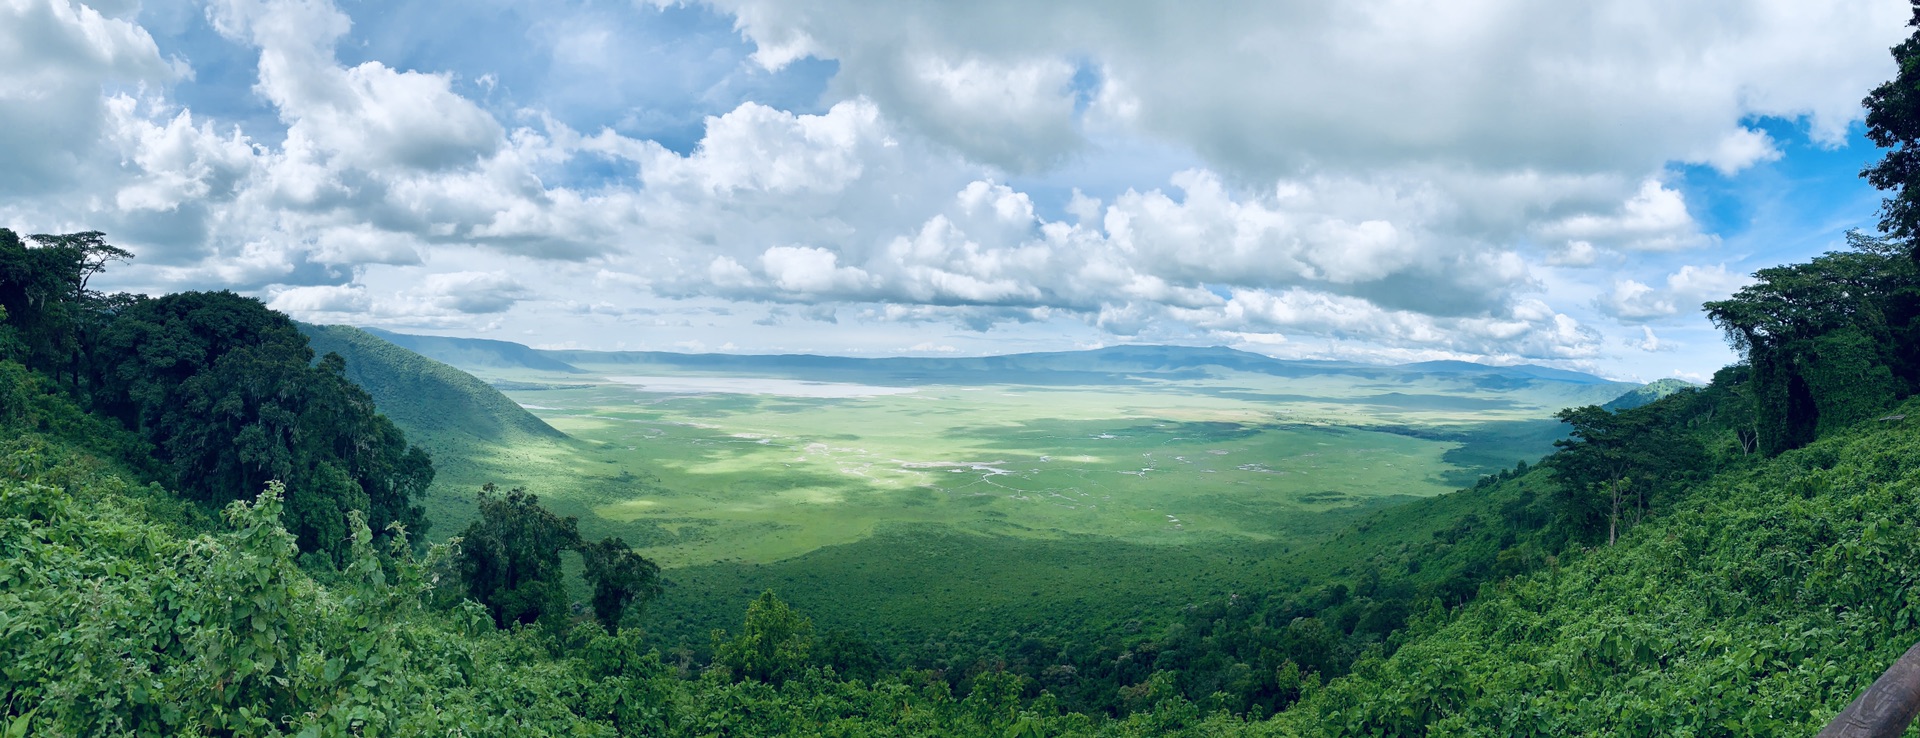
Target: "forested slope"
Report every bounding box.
[296,324,586,532]
[1277,400,1920,735]
[299,323,565,446]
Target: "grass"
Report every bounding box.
[468,365,1596,569]
[316,329,1631,652]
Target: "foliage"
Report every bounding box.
[579,536,663,633]
[0,434,606,736]
[456,484,664,633]
[1273,398,1920,736]
[1705,233,1920,455]
[1863,0,1920,249]
[712,591,818,685]
[89,291,434,560]
[0,234,436,563]
[1550,401,1708,545]
[457,484,582,628]
[0,405,1272,736]
[0,229,127,387]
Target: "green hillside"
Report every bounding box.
[1277,400,1920,735]
[362,326,587,374]
[298,323,587,534]
[300,324,566,445]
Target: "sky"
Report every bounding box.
[0,0,1909,381]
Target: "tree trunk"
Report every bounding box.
[1609,479,1620,546]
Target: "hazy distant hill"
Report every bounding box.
[361,326,587,374]
[536,343,1380,380]
[399,334,1633,388]
[1601,377,1699,411]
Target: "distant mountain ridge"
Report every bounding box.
[369,329,1632,389]
[362,327,587,375]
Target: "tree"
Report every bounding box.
[1863,0,1920,253]
[712,590,816,684]
[89,291,431,558]
[457,485,582,628]
[0,230,129,385]
[1704,238,1918,454]
[578,536,662,633]
[1551,403,1704,546]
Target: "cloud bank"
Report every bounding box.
[0,0,1903,378]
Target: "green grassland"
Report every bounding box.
[473,359,1623,566]
[313,328,1642,652]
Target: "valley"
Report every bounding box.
[373,333,1634,568]
[317,329,1650,647]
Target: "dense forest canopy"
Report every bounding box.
[1,231,432,561]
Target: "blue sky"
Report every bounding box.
[0,0,1908,381]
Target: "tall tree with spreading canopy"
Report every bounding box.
[457,484,582,628]
[1551,401,1706,545]
[1864,0,1920,254]
[456,485,664,631]
[0,230,127,387]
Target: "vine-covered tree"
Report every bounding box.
[1703,234,1918,455]
[579,536,663,633]
[457,484,582,628]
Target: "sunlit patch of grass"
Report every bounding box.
[434,361,1600,569]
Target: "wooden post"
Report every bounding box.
[1819,641,1920,737]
